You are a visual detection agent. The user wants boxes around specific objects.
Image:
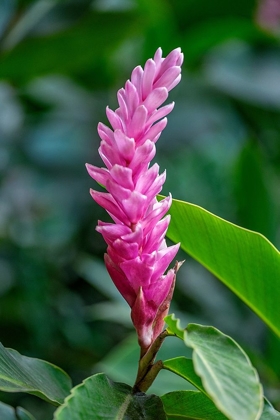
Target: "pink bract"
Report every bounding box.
[87,47,183,353]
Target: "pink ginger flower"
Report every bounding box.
[87,47,183,353]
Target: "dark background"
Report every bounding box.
[0,0,280,418]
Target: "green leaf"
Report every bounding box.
[165,314,184,340]
[184,323,263,420]
[54,373,167,420]
[165,316,263,420]
[161,390,228,420]
[0,401,36,420]
[163,357,204,394]
[260,398,280,419]
[0,343,72,405]
[163,197,280,337]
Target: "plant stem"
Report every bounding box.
[132,330,169,393]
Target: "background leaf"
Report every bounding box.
[0,401,36,420]
[234,140,276,240]
[0,11,140,86]
[0,343,72,405]
[261,398,280,419]
[54,373,166,420]
[164,197,280,337]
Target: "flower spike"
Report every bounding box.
[87,47,183,353]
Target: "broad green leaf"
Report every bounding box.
[260,398,280,419]
[165,315,263,420]
[163,357,204,394]
[163,197,280,337]
[54,373,166,420]
[161,390,227,420]
[0,401,36,420]
[162,360,280,420]
[184,323,263,420]
[0,343,72,405]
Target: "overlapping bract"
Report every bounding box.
[87,47,183,352]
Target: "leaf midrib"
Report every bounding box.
[115,393,133,419]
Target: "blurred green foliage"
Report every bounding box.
[0,0,279,418]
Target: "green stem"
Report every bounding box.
[133,330,169,393]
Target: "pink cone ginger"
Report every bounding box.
[87,47,183,354]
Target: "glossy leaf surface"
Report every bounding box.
[54,373,166,419]
[165,315,263,420]
[163,357,204,393]
[163,197,280,337]
[0,343,72,405]
[161,390,227,420]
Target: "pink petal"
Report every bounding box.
[143,215,171,253]
[142,195,172,233]
[129,140,156,179]
[117,89,128,122]
[125,80,139,116]
[131,65,143,98]
[168,74,182,91]
[144,87,168,112]
[107,245,125,266]
[105,254,136,307]
[151,268,176,341]
[154,66,181,91]
[99,140,125,167]
[146,102,174,126]
[86,164,109,186]
[155,48,182,81]
[139,118,167,145]
[145,170,166,201]
[176,52,184,67]
[106,106,123,130]
[129,105,148,139]
[131,287,156,349]
[121,223,143,245]
[98,123,114,146]
[142,59,156,100]
[106,178,131,202]
[154,47,163,67]
[122,191,147,223]
[97,221,131,244]
[145,268,175,306]
[141,252,156,266]
[99,147,112,170]
[135,163,159,195]
[90,189,130,225]
[151,243,180,281]
[121,257,153,291]
[110,165,134,190]
[114,129,135,162]
[112,238,139,260]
